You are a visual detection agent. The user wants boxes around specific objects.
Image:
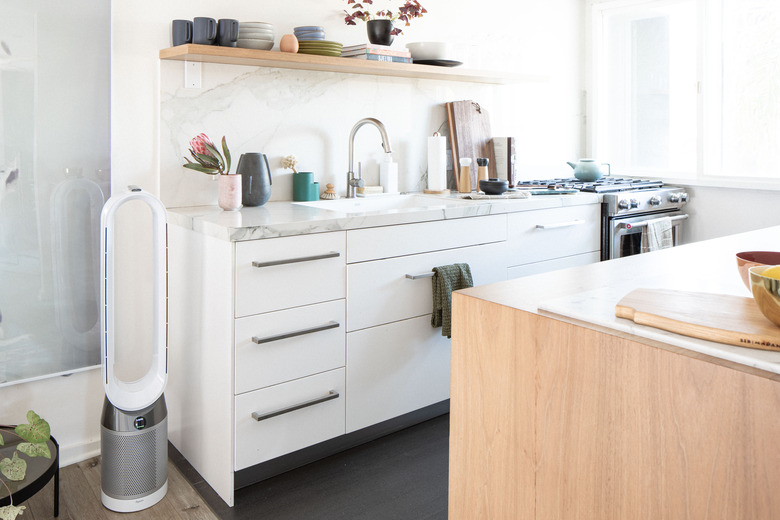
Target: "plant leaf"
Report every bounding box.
[221,136,231,174]
[203,141,225,171]
[0,504,27,520]
[17,442,51,459]
[192,152,220,168]
[0,452,27,481]
[0,431,4,446]
[15,411,49,444]
[183,163,218,174]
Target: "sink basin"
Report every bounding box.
[294,194,473,214]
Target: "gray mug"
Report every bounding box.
[193,17,217,45]
[172,20,192,46]
[217,19,239,47]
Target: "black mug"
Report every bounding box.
[237,153,272,207]
[217,19,239,47]
[193,17,217,45]
[172,20,192,46]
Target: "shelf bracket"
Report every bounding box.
[184,60,201,89]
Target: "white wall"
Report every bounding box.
[1,0,585,466]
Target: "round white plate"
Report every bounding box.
[237,39,274,50]
[239,30,274,38]
[240,22,274,30]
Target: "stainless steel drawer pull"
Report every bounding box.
[252,251,340,268]
[251,390,340,422]
[536,219,586,230]
[252,321,340,344]
[405,272,435,280]
[618,214,689,229]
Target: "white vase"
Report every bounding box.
[218,174,242,211]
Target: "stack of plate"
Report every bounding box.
[297,40,343,57]
[238,21,274,50]
[294,26,326,41]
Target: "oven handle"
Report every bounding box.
[619,214,689,230]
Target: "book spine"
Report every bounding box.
[341,49,412,58]
[350,54,413,63]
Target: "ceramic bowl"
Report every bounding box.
[736,251,780,289]
[237,39,274,50]
[240,21,274,29]
[749,265,780,327]
[479,178,508,195]
[405,42,454,61]
[239,28,274,37]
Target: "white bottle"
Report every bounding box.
[380,153,398,194]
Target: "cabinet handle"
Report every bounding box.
[252,321,340,344]
[252,251,340,268]
[619,214,688,229]
[405,272,435,280]
[535,219,585,230]
[251,390,340,422]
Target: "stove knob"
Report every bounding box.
[680,192,689,202]
[669,193,681,203]
[649,196,662,206]
[629,199,639,209]
[618,199,630,210]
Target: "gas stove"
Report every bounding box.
[515,177,664,193]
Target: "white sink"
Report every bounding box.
[294,194,473,214]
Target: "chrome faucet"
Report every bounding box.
[347,118,393,198]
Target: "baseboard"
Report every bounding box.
[59,439,101,467]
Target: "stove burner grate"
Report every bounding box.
[515,177,663,193]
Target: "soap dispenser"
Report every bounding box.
[379,153,398,194]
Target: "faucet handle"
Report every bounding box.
[349,177,364,188]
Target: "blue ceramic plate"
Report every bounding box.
[294,26,324,31]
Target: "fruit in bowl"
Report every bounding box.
[736,251,780,289]
[749,265,780,327]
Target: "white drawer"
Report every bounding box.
[507,251,601,279]
[234,300,346,394]
[346,214,506,263]
[346,241,507,331]
[235,368,345,470]
[235,232,346,317]
[507,204,600,266]
[346,316,450,433]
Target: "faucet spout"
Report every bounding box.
[347,117,393,198]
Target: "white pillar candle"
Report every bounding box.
[427,134,447,191]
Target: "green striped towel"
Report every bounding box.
[431,263,473,338]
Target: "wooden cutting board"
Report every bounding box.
[615,288,780,352]
[446,100,496,191]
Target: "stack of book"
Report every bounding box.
[340,44,413,63]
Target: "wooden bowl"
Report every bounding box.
[749,265,780,327]
[736,251,780,289]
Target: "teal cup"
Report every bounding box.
[309,181,320,201]
[293,172,313,201]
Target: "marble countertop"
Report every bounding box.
[166,192,600,241]
[459,225,780,376]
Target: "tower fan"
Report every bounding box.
[99,186,169,512]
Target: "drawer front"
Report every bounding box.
[235,232,346,317]
[346,316,450,433]
[347,241,507,332]
[235,300,346,394]
[507,204,600,266]
[346,214,506,263]
[235,368,345,470]
[507,251,600,279]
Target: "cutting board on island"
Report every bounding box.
[446,100,496,191]
[615,288,780,352]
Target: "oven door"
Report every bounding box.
[607,210,688,260]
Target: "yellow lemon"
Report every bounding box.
[761,266,780,280]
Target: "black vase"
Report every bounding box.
[366,19,394,46]
[236,153,272,207]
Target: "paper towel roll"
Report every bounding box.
[427,135,447,191]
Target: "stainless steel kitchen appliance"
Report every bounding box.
[515,177,689,260]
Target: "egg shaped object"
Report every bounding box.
[280,34,299,53]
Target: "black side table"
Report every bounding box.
[0,427,59,517]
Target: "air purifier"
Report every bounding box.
[99,186,169,512]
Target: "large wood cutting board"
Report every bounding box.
[446,100,496,191]
[615,288,780,352]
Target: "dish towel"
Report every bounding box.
[641,217,674,253]
[431,263,473,338]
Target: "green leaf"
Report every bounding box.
[221,136,231,174]
[0,504,27,520]
[192,151,220,168]
[15,411,49,444]
[183,163,218,174]
[0,431,4,446]
[0,452,27,481]
[17,442,51,459]
[203,141,225,171]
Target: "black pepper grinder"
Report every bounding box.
[476,158,489,183]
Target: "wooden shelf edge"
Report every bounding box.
[159,44,546,85]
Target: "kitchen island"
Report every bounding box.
[450,225,780,519]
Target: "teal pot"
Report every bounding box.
[293,171,314,201]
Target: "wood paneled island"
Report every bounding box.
[450,225,780,519]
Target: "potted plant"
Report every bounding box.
[0,411,52,520]
[182,133,242,211]
[343,0,427,45]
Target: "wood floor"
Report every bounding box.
[16,414,449,519]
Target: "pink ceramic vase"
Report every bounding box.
[218,174,242,211]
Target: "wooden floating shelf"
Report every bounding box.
[159,44,545,85]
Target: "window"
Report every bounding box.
[592,0,780,182]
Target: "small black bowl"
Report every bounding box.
[479,178,508,195]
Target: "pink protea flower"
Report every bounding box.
[190,133,214,157]
[183,133,232,175]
